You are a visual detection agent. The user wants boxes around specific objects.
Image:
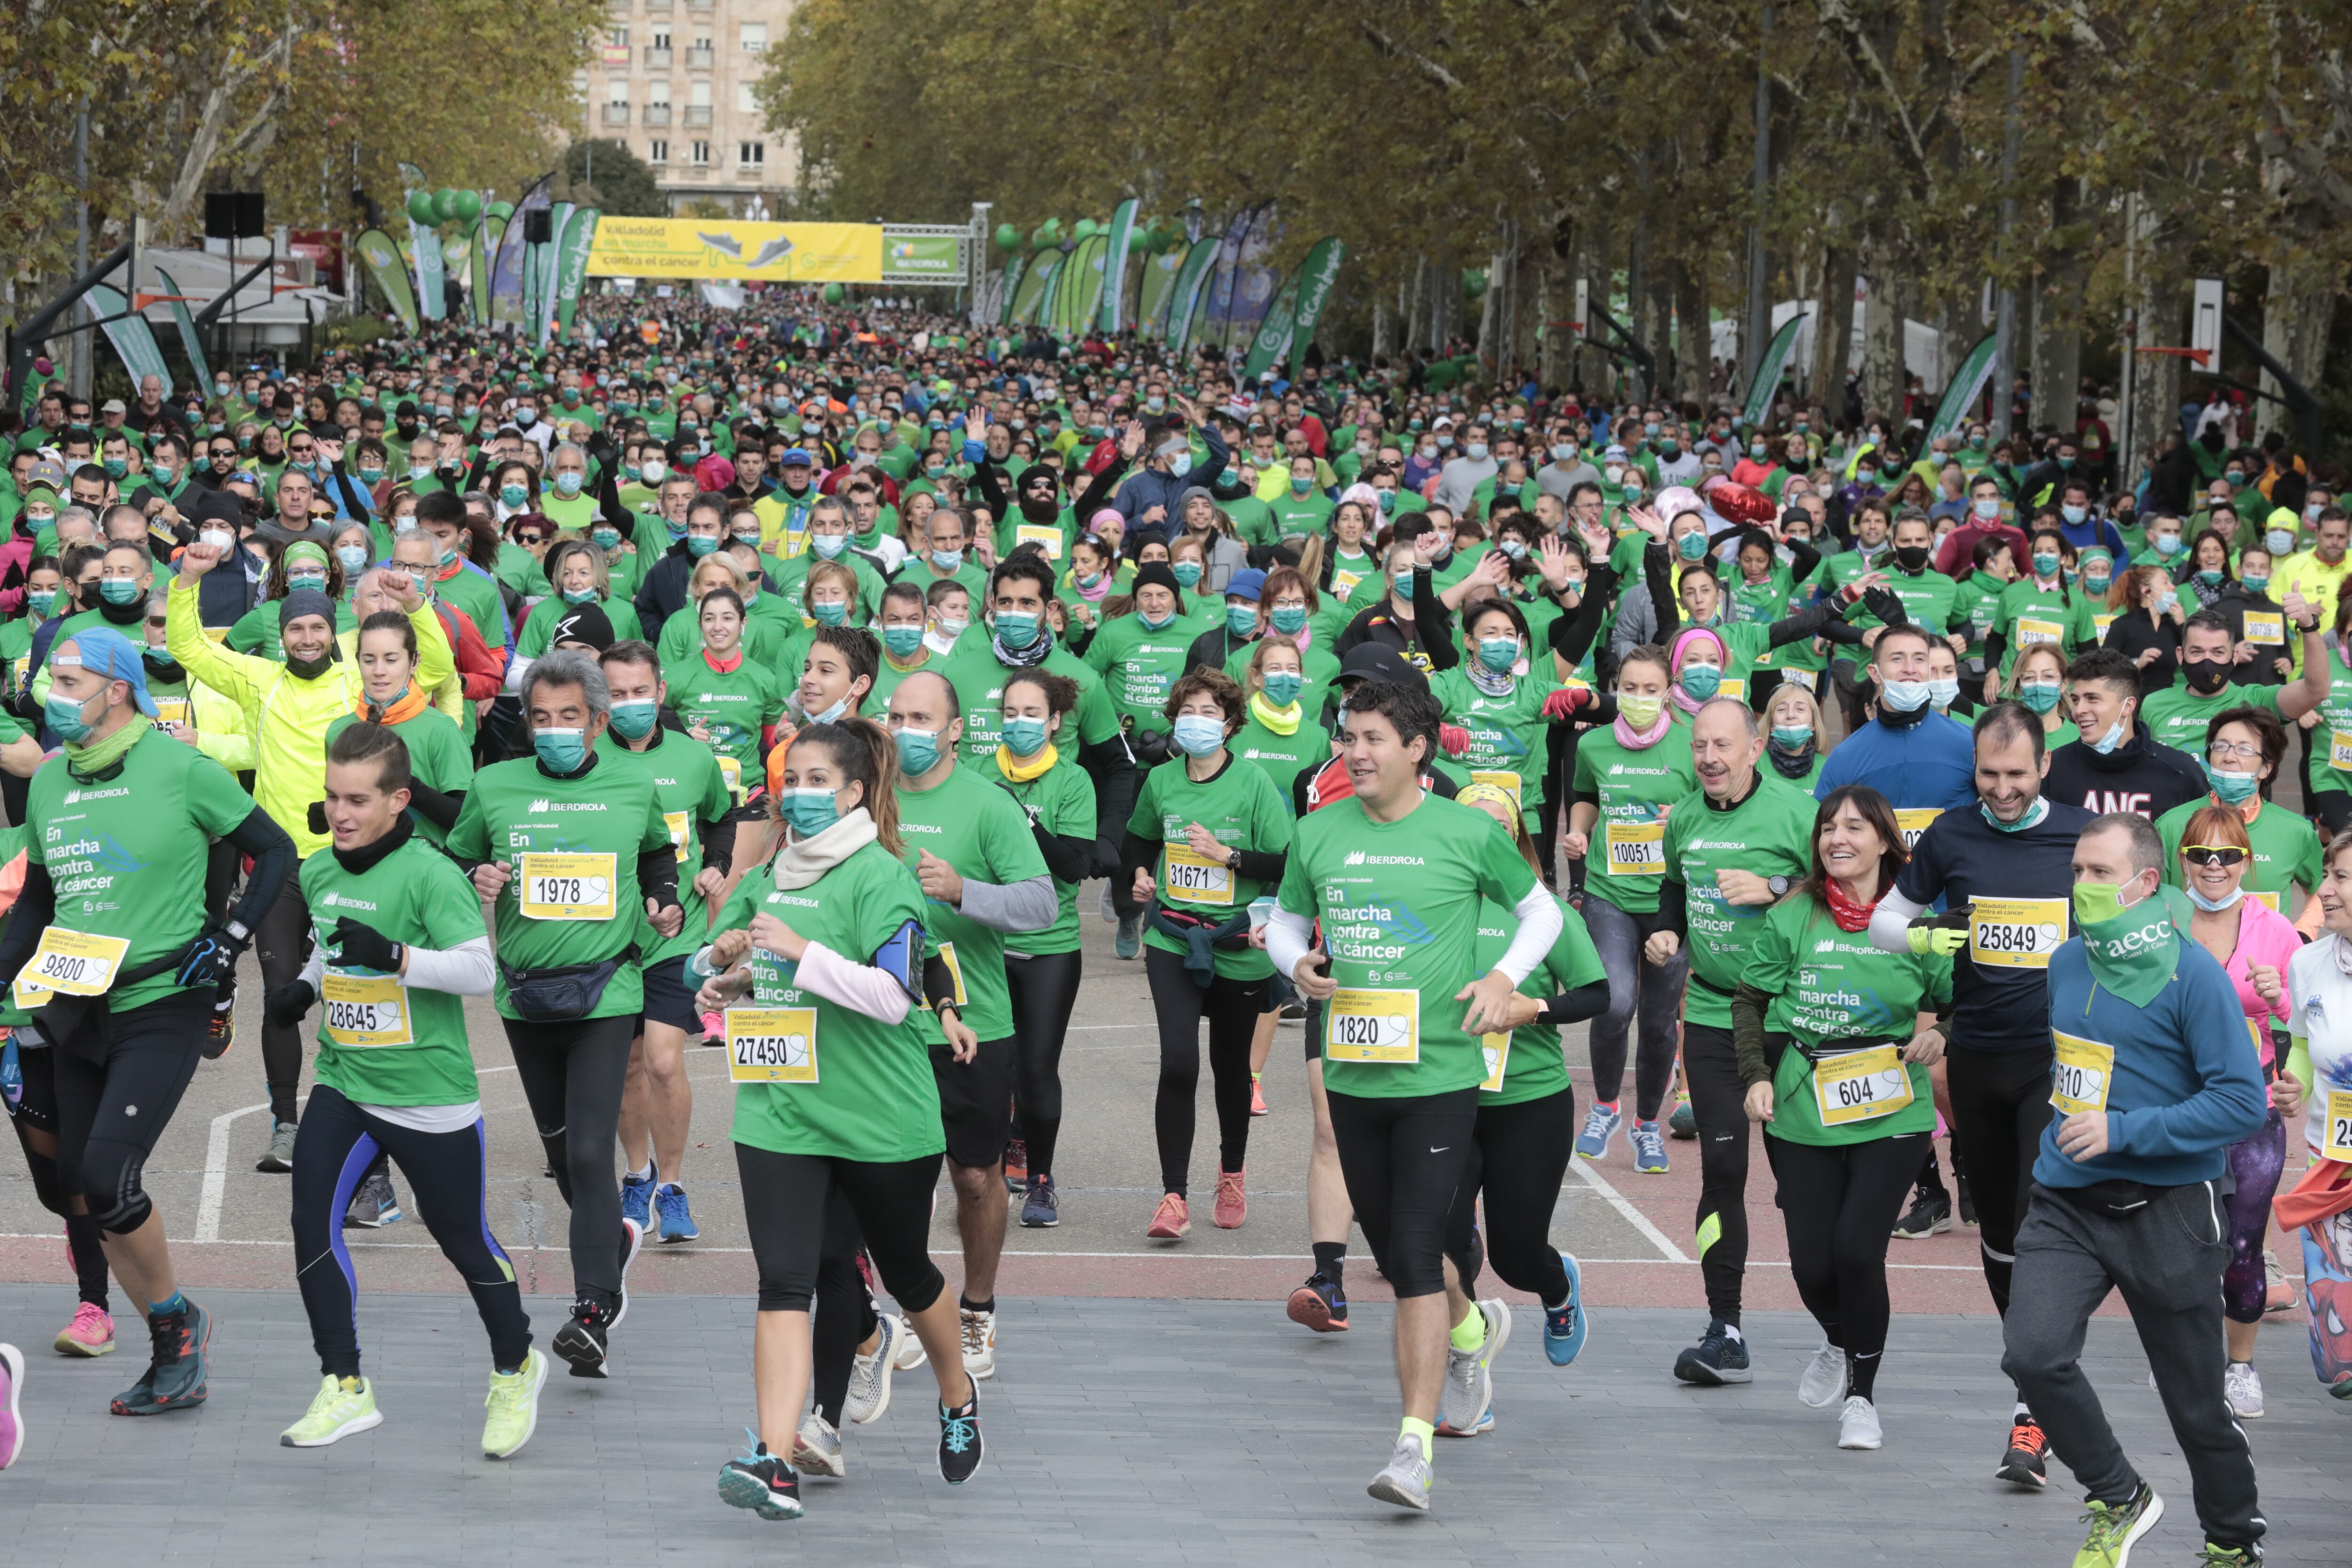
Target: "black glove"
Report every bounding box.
[1859,585,1909,628]
[264,979,316,1027]
[175,924,249,989]
[330,916,404,975]
[307,799,329,836]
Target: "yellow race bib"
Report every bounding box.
[2241,611,2284,647]
[151,698,192,729]
[2331,730,2352,773]
[319,971,414,1048]
[2015,617,2064,648]
[717,755,745,799]
[2050,1030,2115,1116]
[933,940,969,1009]
[1969,897,2069,968]
[1894,808,1942,850]
[517,852,619,921]
[662,809,693,864]
[1811,1045,1913,1126]
[1603,820,1666,877]
[1470,771,1523,812]
[2323,1090,2352,1163]
[11,927,131,1010]
[727,1007,819,1082]
[1478,1030,1510,1093]
[1160,843,1235,906]
[1015,524,1064,560]
[1325,987,1420,1064]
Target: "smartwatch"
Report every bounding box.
[1765,874,1791,900]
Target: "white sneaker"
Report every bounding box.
[2225,1361,2265,1420]
[960,1306,997,1381]
[846,1313,907,1426]
[1836,1395,1883,1450]
[1798,1341,1848,1409]
[792,1411,847,1477]
[892,1315,929,1370]
[1367,1435,1432,1511]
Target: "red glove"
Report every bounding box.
[1541,686,1589,721]
[1439,723,1471,758]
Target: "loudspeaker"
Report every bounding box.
[522,209,553,244]
[205,192,267,239]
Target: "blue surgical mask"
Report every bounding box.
[893,725,942,776]
[1465,443,1489,462]
[1677,532,1707,561]
[335,545,369,574]
[500,484,529,509]
[1001,715,1050,756]
[26,590,56,617]
[1880,679,1931,713]
[1260,670,1303,707]
[882,624,924,659]
[1225,604,1258,637]
[44,688,98,743]
[1770,723,1812,748]
[1679,663,1721,700]
[554,472,584,497]
[2153,533,2182,556]
[2267,528,2296,555]
[1171,714,1226,757]
[1974,496,2002,521]
[811,533,849,559]
[286,571,327,594]
[608,699,659,740]
[591,525,621,549]
[2082,573,2111,596]
[2243,573,2270,595]
[779,787,841,839]
[1137,609,1175,632]
[2087,716,2128,754]
[2031,551,2060,578]
[2016,679,2063,714]
[994,610,1041,649]
[685,534,720,557]
[1171,561,1203,589]
[532,725,588,772]
[1499,538,1527,560]
[1477,636,1520,673]
[562,586,598,605]
[98,578,142,606]
[929,548,964,571]
[2204,763,2260,805]
[1268,605,1307,636]
[437,545,459,567]
[1928,676,1961,710]
[810,600,848,627]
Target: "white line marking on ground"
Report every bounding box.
[1568,1157,1691,1263]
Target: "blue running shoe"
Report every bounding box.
[620,1164,656,1231]
[1672,1320,1753,1386]
[654,1183,699,1243]
[1629,1120,1669,1173]
[1574,1100,1622,1161]
[1019,1172,1059,1228]
[1543,1253,1589,1366]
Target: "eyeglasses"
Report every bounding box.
[2181,846,2248,868]
[2208,740,2265,763]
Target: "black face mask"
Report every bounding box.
[2183,658,2231,695]
[1893,544,1931,573]
[285,648,337,681]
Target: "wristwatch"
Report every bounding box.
[1226,845,1243,870]
[1765,874,1791,899]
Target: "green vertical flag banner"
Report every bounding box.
[82,285,172,390]
[355,228,419,332]
[553,209,600,337]
[994,254,1027,327]
[1097,199,1139,333]
[151,265,212,391]
[1137,247,1182,337]
[397,163,446,322]
[1166,238,1221,355]
[469,214,497,328]
[1739,312,1808,429]
[1243,270,1302,382]
[1286,237,1347,365]
[1012,251,1061,327]
[1925,333,2000,445]
[535,202,575,347]
[1059,235,1108,338]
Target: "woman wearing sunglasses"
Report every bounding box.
[2177,804,2298,1419]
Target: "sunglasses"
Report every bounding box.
[2181,846,2248,868]
[514,533,548,547]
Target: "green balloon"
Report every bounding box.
[406,190,437,224]
[822,282,845,304]
[430,189,459,223]
[1030,226,1053,252]
[450,188,482,222]
[995,223,1019,251]
[1073,218,1097,240]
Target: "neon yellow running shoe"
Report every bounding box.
[280,1374,381,1448]
[483,1348,549,1460]
[2073,1485,2163,1568]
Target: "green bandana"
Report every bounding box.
[2073,881,2188,1007]
[64,717,148,780]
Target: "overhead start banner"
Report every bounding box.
[587,219,884,282]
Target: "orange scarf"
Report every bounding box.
[354,679,430,726]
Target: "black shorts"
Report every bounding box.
[930,1034,1015,1169]
[637,953,701,1035]
[4,1033,56,1134]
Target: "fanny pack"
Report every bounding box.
[2046,1174,2230,1219]
[500,944,638,1023]
[1795,1032,1907,1067]
[35,949,201,1065]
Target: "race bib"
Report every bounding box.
[1014,524,1063,560]
[1811,1045,1913,1126]
[1719,677,1747,704]
[320,971,414,1048]
[933,940,969,1009]
[1780,669,1820,694]
[663,809,693,864]
[517,852,618,921]
[1894,808,1941,849]
[1603,820,1666,877]
[2015,617,2063,648]
[2050,1029,2115,1116]
[2324,1090,2352,1163]
[1330,569,1366,598]
[1478,1029,1510,1093]
[151,698,191,729]
[717,754,745,799]
[1325,987,1420,1064]
[726,1006,818,1083]
[2331,730,2352,773]
[1161,843,1234,906]
[10,927,130,1009]
[2248,889,2283,914]
[2091,613,2115,640]
[1470,771,1523,812]
[1969,897,2069,968]
[2241,611,2285,647]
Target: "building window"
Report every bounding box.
[740,21,766,49]
[691,140,710,166]
[689,80,711,106]
[692,32,710,49]
[739,141,764,167]
[607,82,629,104]
[651,28,669,48]
[648,140,668,164]
[607,23,628,45]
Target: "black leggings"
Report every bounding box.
[51,993,212,1235]
[1327,1086,1479,1299]
[1945,1044,2054,1316]
[735,1142,946,1315]
[254,882,313,1125]
[5,1041,112,1310]
[290,1083,533,1378]
[1769,1129,1926,1401]
[1006,948,1083,1178]
[1143,945,1268,1195]
[503,1012,637,1308]
[1444,1088,1576,1306]
[810,1188,881,1428]
[1684,1023,1754,1325]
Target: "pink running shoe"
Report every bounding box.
[1213,1168,1248,1230]
[53,1302,114,1358]
[0,1342,22,1468]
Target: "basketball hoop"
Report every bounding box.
[2134,346,2211,366]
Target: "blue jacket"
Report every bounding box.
[1114,423,1229,533]
[2036,928,2268,1190]
[1814,708,1977,810]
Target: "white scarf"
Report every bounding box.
[771,807,878,891]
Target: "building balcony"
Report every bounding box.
[735,165,764,180]
[601,103,633,126]
[643,46,671,66]
[645,0,671,11]
[686,46,713,69]
[683,105,712,127]
[643,104,671,126]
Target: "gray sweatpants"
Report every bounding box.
[1999,1179,2265,1550]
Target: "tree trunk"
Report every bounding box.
[1645,266,1674,406]
[2261,245,2335,449]
[1674,257,1709,407]
[1372,296,1392,364]
[1809,243,1856,418]
[2131,271,2185,469]
[1858,244,1903,425]
[1537,227,1569,390]
[2030,177,2085,439]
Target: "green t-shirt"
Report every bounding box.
[661,651,786,770]
[1570,723,1698,915]
[25,730,256,1013]
[444,754,674,1020]
[516,594,644,659]
[987,748,1097,955]
[2138,681,2280,757]
[1268,492,1334,541]
[325,706,473,849]
[2156,795,2322,911]
[1085,614,1197,738]
[1848,566,1962,636]
[430,561,510,650]
[653,601,799,673]
[1471,892,1606,1106]
[715,842,946,1163]
[1276,793,1541,1098]
[2306,645,2352,797]
[1992,579,2078,679]
[594,727,735,964]
[1661,774,1819,1028]
[940,630,1120,764]
[298,832,487,1107]
[896,764,1048,1040]
[1128,754,1294,981]
[1228,711,1331,809]
[1743,894,1952,1146]
[1430,668,1561,817]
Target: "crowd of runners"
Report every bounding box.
[0,294,2343,1566]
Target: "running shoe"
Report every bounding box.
[280,1374,382,1448]
[1573,1100,1622,1161]
[2224,1361,2264,1420]
[1001,1136,1028,1194]
[1278,1002,1307,1025]
[344,1168,401,1228]
[552,1298,612,1378]
[1212,1168,1248,1229]
[845,1313,909,1426]
[2195,1545,2261,1566]
[791,1411,846,1478]
[109,1367,158,1416]
[1671,1320,1751,1386]
[1798,1340,1847,1408]
[718,1437,803,1521]
[1629,1120,1669,1173]
[611,1216,644,1330]
[1542,1253,1586,1366]
[620,1165,656,1230]
[937,1389,984,1484]
[1019,1172,1059,1228]
[1146,1192,1190,1240]
[1668,1094,1696,1139]
[257,1119,297,1173]
[203,978,237,1059]
[54,1302,114,1358]
[0,1342,22,1470]
[654,1184,699,1243]
[1287,1272,1350,1333]
[895,1317,928,1370]
[1437,1313,1495,1436]
[481,1348,548,1459]
[128,1299,209,1413]
[1836,1395,1883,1450]
[1367,1435,1432,1511]
[1250,1077,1268,1116]
[1891,1187,1952,1239]
[960,1305,997,1381]
[1956,1172,1977,1226]
[1997,1413,2050,1487]
[2072,1484,2162,1568]
[2263,1250,2295,1314]
[1114,914,1142,959]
